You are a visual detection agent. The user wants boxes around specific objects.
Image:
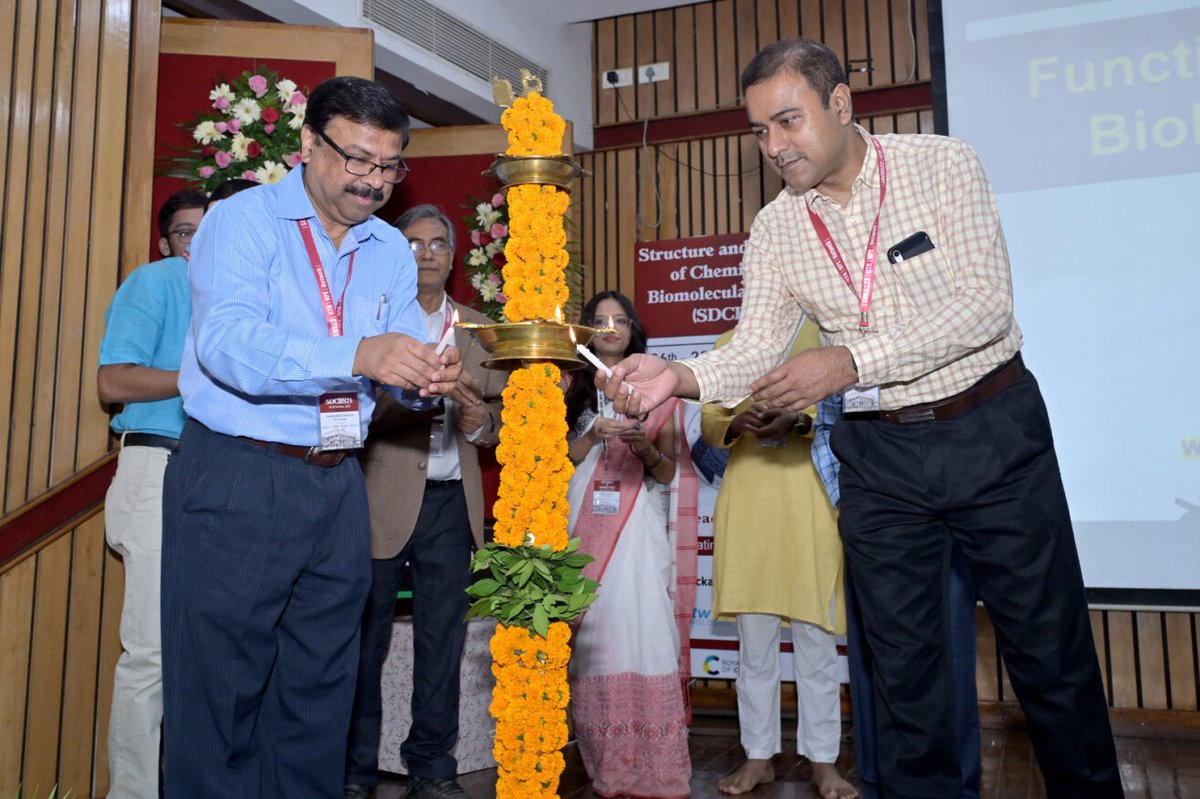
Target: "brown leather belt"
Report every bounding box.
[237,437,354,468]
[853,353,1025,425]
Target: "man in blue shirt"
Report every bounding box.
[98,187,206,799]
[160,76,463,799]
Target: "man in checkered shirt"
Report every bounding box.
[602,37,1122,799]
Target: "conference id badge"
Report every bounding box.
[318,392,363,450]
[843,385,881,414]
[592,480,621,515]
[429,412,452,455]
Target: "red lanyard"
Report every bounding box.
[806,136,887,330]
[297,219,355,337]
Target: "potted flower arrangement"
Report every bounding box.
[168,67,307,192]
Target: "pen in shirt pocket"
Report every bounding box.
[376,293,388,320]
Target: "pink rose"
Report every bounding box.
[490,223,508,239]
[495,292,507,303]
[242,170,258,181]
[491,192,505,207]
[289,91,307,107]
[248,74,269,98]
[470,230,483,246]
[198,165,215,178]
[214,121,228,133]
[214,97,230,110]
[264,123,275,134]
[227,118,241,133]
[285,151,303,168]
[487,273,502,287]
[246,140,262,158]
[214,150,233,168]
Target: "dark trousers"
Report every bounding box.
[847,543,981,799]
[345,479,474,784]
[161,420,371,798]
[831,371,1122,799]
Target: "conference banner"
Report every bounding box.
[634,233,848,682]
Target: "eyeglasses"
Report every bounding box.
[589,315,632,329]
[168,229,196,242]
[317,128,410,185]
[410,240,452,256]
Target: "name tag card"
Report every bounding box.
[318,392,363,450]
[843,385,881,414]
[592,480,621,515]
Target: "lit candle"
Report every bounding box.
[434,308,460,355]
[569,325,612,376]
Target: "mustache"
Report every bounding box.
[344,184,385,202]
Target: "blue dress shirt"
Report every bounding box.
[99,256,191,438]
[178,165,425,446]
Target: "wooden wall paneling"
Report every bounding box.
[595,18,616,127]
[755,0,779,53]
[654,9,674,117]
[1165,612,1198,711]
[673,5,697,115]
[94,546,126,796]
[694,3,718,112]
[734,0,758,92]
[715,137,733,234]
[913,0,930,81]
[23,540,72,787]
[42,0,82,489]
[615,15,636,124]
[824,0,848,76]
[635,12,655,120]
[1137,611,1168,709]
[739,134,761,232]
[869,0,897,86]
[616,148,638,292]
[673,144,692,241]
[0,559,36,796]
[713,0,738,108]
[1108,611,1139,708]
[58,521,106,796]
[0,0,16,207]
[799,0,822,40]
[656,144,678,241]
[778,0,799,40]
[578,153,596,305]
[25,0,64,499]
[636,146,657,242]
[3,0,41,513]
[845,0,872,92]
[1091,609,1111,701]
[120,0,162,280]
[602,151,620,293]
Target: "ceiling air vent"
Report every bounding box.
[363,0,550,95]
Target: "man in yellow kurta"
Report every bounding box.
[703,319,856,799]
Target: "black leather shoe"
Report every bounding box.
[407,776,469,798]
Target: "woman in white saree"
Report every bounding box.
[564,292,698,799]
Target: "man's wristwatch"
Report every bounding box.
[793,413,813,435]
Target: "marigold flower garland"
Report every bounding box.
[466,90,594,799]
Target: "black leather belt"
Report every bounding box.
[123,432,179,451]
[850,353,1025,425]
[425,479,462,487]
[237,437,355,468]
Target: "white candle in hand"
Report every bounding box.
[575,343,612,376]
[434,309,460,355]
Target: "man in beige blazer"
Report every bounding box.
[345,204,506,799]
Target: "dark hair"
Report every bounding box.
[305,76,411,148]
[157,189,208,237]
[565,291,648,431]
[395,203,456,251]
[740,37,848,107]
[206,178,257,208]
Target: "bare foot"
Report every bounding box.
[717,758,775,795]
[812,762,858,799]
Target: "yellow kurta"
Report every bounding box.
[701,321,845,633]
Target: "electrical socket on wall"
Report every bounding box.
[601,67,633,89]
[638,62,670,84]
